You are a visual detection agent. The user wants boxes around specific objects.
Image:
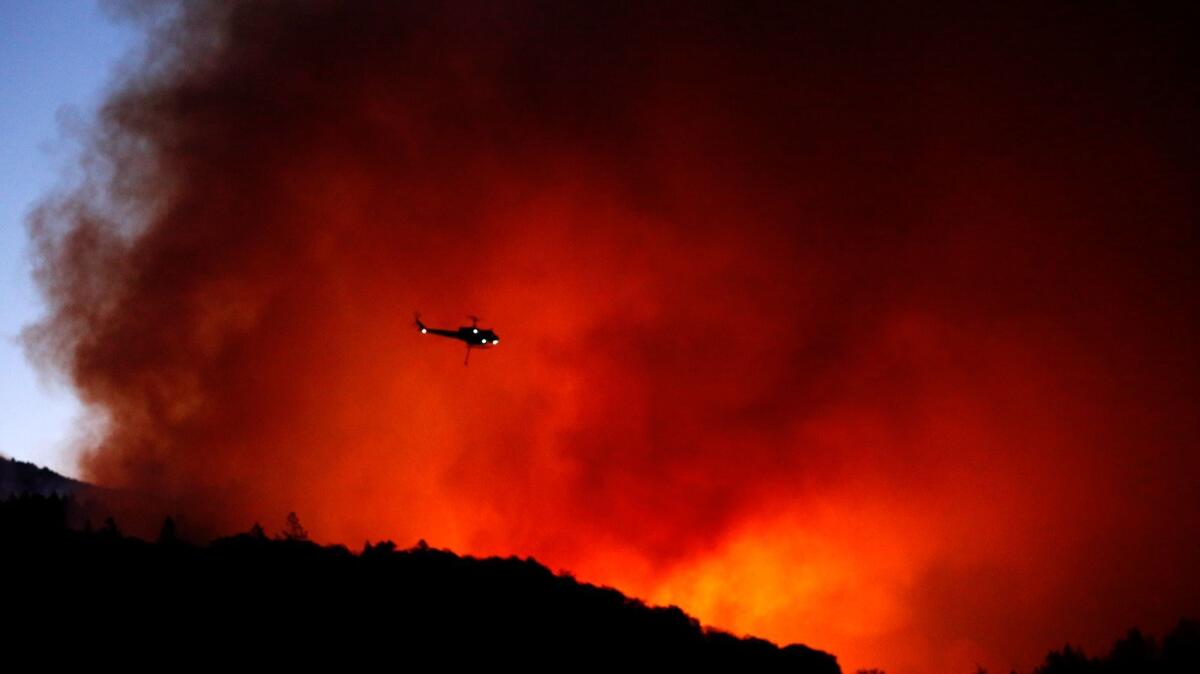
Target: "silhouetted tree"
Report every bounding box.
[247,522,267,539]
[281,512,308,541]
[1035,644,1094,674]
[1163,619,1199,672]
[1109,628,1157,672]
[100,516,120,538]
[158,516,178,544]
[363,540,396,558]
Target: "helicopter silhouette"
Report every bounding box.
[415,313,500,365]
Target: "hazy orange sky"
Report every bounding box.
[26,2,1200,672]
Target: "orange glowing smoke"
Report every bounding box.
[26,2,1200,673]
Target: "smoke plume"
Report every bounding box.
[27,2,1200,672]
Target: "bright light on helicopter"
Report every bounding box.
[492,339,499,345]
[420,328,427,334]
[481,338,487,344]
[473,328,478,333]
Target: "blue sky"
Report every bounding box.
[0,1,138,476]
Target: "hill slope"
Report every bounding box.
[2,493,839,671]
[0,455,85,499]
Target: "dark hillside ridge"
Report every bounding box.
[0,456,119,528]
[0,455,85,498]
[2,493,840,672]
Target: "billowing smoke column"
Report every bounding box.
[27,1,1200,672]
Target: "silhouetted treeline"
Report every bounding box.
[1031,621,1199,674]
[0,455,84,499]
[854,622,1200,674]
[4,477,1196,674]
[1,494,839,672]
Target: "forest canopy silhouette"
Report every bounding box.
[1,493,839,672]
[2,492,1196,673]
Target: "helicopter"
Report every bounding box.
[415,313,500,365]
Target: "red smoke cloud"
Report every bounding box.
[27,2,1200,672]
